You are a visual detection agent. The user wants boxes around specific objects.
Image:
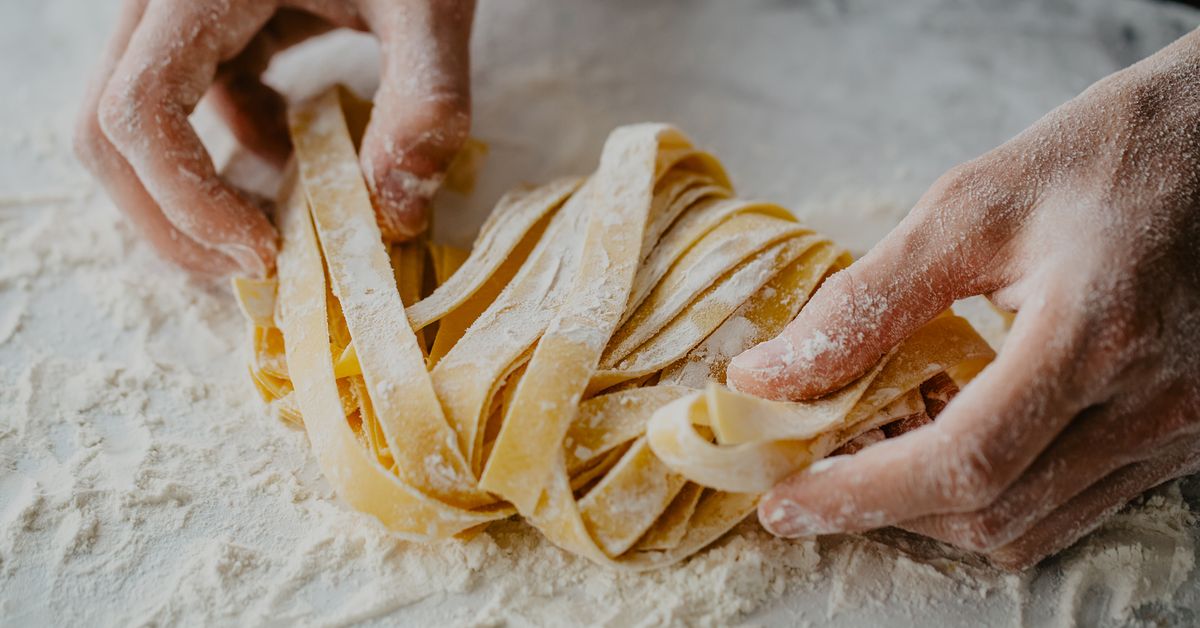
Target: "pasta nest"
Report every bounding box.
[235,88,995,569]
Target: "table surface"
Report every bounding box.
[2,1,1200,626]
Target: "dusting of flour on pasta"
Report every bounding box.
[2,0,1200,625]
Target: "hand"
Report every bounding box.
[75,0,475,276]
[727,29,1200,569]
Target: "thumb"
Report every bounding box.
[727,198,978,401]
[359,0,475,241]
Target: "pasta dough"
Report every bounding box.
[235,88,995,569]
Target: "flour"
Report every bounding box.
[3,0,1200,625]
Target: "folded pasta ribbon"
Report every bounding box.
[234,87,994,569]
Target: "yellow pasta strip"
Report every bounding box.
[634,483,706,551]
[602,214,809,366]
[481,125,702,515]
[578,437,687,556]
[647,316,994,493]
[231,276,278,328]
[271,164,507,537]
[628,198,796,317]
[332,343,360,379]
[290,91,488,509]
[233,89,995,570]
[590,234,825,394]
[426,207,559,366]
[408,178,580,330]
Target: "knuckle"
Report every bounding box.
[97,85,142,148]
[961,467,1004,509]
[923,154,1030,228]
[1109,75,1170,126]
[820,265,857,303]
[957,511,1012,552]
[926,161,982,206]
[915,158,1030,295]
[408,96,471,151]
[1075,294,1147,382]
[96,69,177,150]
[936,441,1005,510]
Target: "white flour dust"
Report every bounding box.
[3,0,1200,626]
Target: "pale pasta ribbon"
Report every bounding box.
[234,88,995,568]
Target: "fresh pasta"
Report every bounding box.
[236,88,995,569]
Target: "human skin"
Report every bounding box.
[75,0,476,277]
[728,28,1200,569]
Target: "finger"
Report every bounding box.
[357,0,476,241]
[899,332,1200,553]
[75,0,237,275]
[209,9,347,166]
[988,437,1200,571]
[728,162,1026,401]
[76,0,150,167]
[898,384,1194,552]
[98,0,280,277]
[757,293,1096,539]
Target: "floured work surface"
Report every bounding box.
[6,1,1200,623]
[237,88,994,568]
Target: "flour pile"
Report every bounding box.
[3,0,1200,625]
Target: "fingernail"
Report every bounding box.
[730,337,791,374]
[807,455,846,475]
[759,495,825,538]
[218,243,267,278]
[757,458,847,537]
[376,170,438,240]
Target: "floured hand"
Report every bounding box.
[75,0,475,276]
[728,28,1200,569]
